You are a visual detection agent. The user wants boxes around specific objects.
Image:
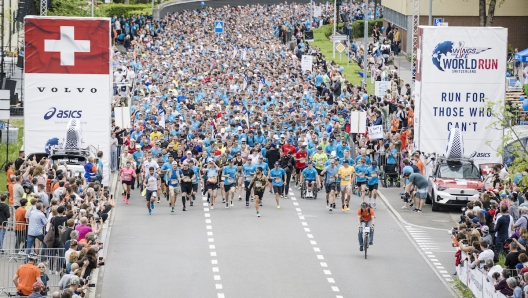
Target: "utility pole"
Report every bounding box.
[91,0,94,17]
[333,0,336,59]
[428,0,432,25]
[362,0,367,88]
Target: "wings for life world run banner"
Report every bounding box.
[414,26,507,163]
[24,16,112,185]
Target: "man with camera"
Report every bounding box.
[470,240,495,269]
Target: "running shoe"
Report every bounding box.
[157,199,160,203]
[211,205,214,210]
[329,207,333,212]
[412,209,419,213]
[190,201,194,207]
[257,212,260,217]
[125,199,129,204]
[342,207,345,212]
[183,207,187,211]
[222,198,226,203]
[239,196,242,201]
[122,190,125,195]
[171,207,174,212]
[225,202,229,209]
[122,195,126,201]
[358,191,361,197]
[277,205,280,209]
[268,190,273,194]
[259,202,262,207]
[369,242,373,246]
[151,202,155,210]
[359,246,363,251]
[346,205,350,211]
[148,209,152,215]
[141,189,146,196]
[401,206,408,209]
[230,201,233,207]
[417,210,422,213]
[373,203,377,209]
[246,202,249,207]
[251,196,254,202]
[207,198,210,203]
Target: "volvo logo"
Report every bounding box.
[460,190,465,194]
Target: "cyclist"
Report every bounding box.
[269,161,287,209]
[355,157,369,202]
[300,162,319,199]
[242,158,256,206]
[144,167,160,215]
[403,172,429,213]
[249,166,269,217]
[338,160,355,211]
[167,161,182,212]
[222,159,238,209]
[366,160,379,208]
[358,202,375,251]
[119,161,136,204]
[321,159,339,212]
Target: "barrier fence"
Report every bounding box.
[457,260,509,298]
[0,248,65,297]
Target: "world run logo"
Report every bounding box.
[431,41,497,73]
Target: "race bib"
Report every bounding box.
[317,160,324,165]
[208,176,217,183]
[183,176,191,182]
[371,173,378,177]
[124,174,131,180]
[274,177,282,183]
[300,158,307,163]
[344,175,351,180]
[358,172,365,178]
[328,176,336,182]
[227,178,235,183]
[255,181,262,188]
[171,179,178,185]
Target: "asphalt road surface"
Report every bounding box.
[100,183,456,298]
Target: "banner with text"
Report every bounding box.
[24,16,112,185]
[415,26,507,163]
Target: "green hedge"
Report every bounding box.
[351,19,384,38]
[524,84,528,96]
[102,4,151,17]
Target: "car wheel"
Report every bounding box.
[431,191,440,212]
[425,192,432,205]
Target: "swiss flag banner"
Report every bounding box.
[24,17,110,74]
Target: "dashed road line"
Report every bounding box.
[290,189,343,298]
[203,196,225,298]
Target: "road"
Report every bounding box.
[99,180,458,298]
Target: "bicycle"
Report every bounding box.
[360,224,372,259]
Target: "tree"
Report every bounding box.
[484,98,528,192]
[473,0,506,27]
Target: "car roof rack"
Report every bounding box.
[50,147,91,157]
[436,156,475,164]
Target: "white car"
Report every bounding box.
[50,154,87,179]
[427,157,486,212]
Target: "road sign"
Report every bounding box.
[433,18,444,26]
[335,43,345,53]
[329,34,347,41]
[214,21,224,33]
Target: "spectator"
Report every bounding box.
[37,263,50,296]
[75,217,93,241]
[506,241,526,275]
[496,205,513,253]
[471,240,494,269]
[481,226,493,247]
[494,269,513,296]
[28,282,44,298]
[0,193,10,251]
[26,203,48,254]
[13,253,42,296]
[484,258,503,281]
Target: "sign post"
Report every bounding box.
[214,21,224,33]
[433,18,444,26]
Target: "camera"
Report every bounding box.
[506,238,514,244]
[400,193,410,202]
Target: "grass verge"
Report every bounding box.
[309,25,374,95]
[452,276,475,298]
[0,119,24,192]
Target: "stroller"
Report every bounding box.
[379,154,401,188]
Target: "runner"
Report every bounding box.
[119,161,136,204]
[180,162,196,212]
[189,160,200,203]
[233,153,244,201]
[143,167,160,215]
[242,158,256,206]
[160,155,174,202]
[294,145,308,187]
[249,167,269,217]
[312,146,328,177]
[222,159,238,209]
[204,160,220,210]
[321,159,339,212]
[269,161,287,209]
[167,161,182,213]
[338,160,355,211]
[366,160,380,208]
[355,157,369,202]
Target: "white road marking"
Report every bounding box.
[293,202,299,206]
[296,208,302,212]
[209,245,215,249]
[207,232,213,236]
[203,194,224,297]
[213,267,219,272]
[307,234,314,238]
[218,293,224,298]
[304,228,311,232]
[324,270,332,275]
[299,216,305,220]
[314,247,321,252]
[206,219,211,223]
[320,262,328,267]
[208,238,214,242]
[327,278,335,283]
[205,213,211,218]
[206,225,212,230]
[317,255,324,260]
[302,222,308,226]
[331,286,340,292]
[204,208,210,212]
[310,240,317,245]
[203,203,209,206]
[214,275,221,280]
[212,260,218,264]
[215,284,223,290]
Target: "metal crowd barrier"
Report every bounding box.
[2,221,29,251]
[457,260,510,298]
[0,248,66,297]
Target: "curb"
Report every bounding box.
[377,190,461,298]
[89,173,119,298]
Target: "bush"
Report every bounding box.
[351,19,384,39]
[102,4,151,17]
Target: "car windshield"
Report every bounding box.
[438,164,480,179]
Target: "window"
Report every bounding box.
[383,7,408,30]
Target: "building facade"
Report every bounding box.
[382,0,528,54]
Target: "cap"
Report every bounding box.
[32,282,43,291]
[237,127,243,130]
[172,161,177,165]
[516,263,524,270]
[361,202,368,207]
[274,161,280,166]
[273,135,279,140]
[482,226,489,233]
[403,171,411,177]
[228,159,234,162]
[186,151,192,154]
[69,276,80,285]
[343,160,349,164]
[317,146,322,150]
[371,161,378,167]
